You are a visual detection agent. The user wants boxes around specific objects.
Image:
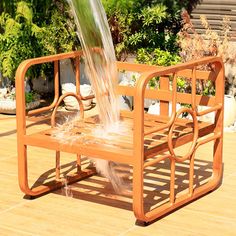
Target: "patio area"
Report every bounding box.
[0,110,236,236]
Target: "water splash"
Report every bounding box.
[56,0,131,194]
[92,159,131,194]
[67,0,120,131]
[61,176,74,198]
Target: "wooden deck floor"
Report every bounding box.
[0,111,236,236]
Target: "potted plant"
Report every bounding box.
[0,1,80,114]
[0,82,40,114]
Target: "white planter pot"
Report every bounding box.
[119,95,132,110]
[60,59,93,110]
[0,87,8,97]
[147,102,181,116]
[61,83,93,110]
[0,99,40,114]
[147,102,160,115]
[197,105,215,123]
[224,95,236,127]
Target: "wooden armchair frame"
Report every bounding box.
[16,51,224,224]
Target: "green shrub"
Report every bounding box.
[0,0,79,83]
[25,91,39,103]
[136,47,180,89]
[102,0,187,59]
[136,48,180,66]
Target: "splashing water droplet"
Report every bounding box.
[67,0,120,131]
[62,176,74,198]
[57,0,131,193]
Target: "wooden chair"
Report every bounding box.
[16,51,224,224]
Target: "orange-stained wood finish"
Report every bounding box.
[15,51,224,223]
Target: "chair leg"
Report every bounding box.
[55,151,60,180]
[18,144,97,198]
[132,161,148,223]
[76,154,81,172]
[132,151,216,224]
[18,144,32,196]
[212,137,223,183]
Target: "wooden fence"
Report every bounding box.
[190,0,236,41]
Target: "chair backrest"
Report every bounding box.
[116,57,224,117]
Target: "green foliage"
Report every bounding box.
[102,0,187,59]
[41,9,78,55]
[0,0,188,84]
[136,48,180,66]
[25,91,39,103]
[8,90,39,103]
[0,1,15,17]
[177,77,188,93]
[0,0,79,82]
[136,47,180,88]
[0,1,43,80]
[16,1,33,22]
[102,0,136,15]
[141,4,168,26]
[199,80,215,96]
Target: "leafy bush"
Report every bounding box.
[25,91,39,103]
[0,2,43,80]
[135,48,180,89]
[0,0,79,83]
[102,0,188,60]
[102,0,185,89]
[136,48,180,66]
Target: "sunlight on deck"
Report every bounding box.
[0,112,236,236]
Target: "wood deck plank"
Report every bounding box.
[0,113,236,235]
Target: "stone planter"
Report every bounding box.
[61,83,93,110]
[60,59,93,111]
[0,98,40,114]
[148,102,182,115]
[224,95,236,127]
